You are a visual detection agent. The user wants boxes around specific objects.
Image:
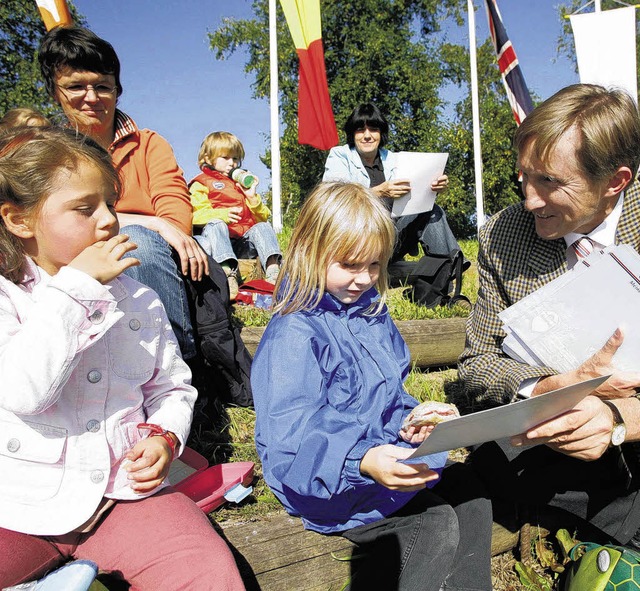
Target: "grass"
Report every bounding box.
[232,238,480,326]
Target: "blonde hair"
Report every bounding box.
[0,108,50,132]
[0,127,121,283]
[274,182,396,316]
[514,84,640,182]
[197,131,245,170]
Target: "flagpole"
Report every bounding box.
[269,0,283,233]
[468,0,485,231]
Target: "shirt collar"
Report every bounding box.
[111,109,138,146]
[564,192,624,250]
[18,257,43,291]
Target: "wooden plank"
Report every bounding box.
[241,317,467,369]
[220,512,519,591]
[396,318,467,368]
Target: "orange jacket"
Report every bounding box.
[110,111,192,235]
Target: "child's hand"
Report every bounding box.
[399,424,433,445]
[124,435,174,494]
[69,234,139,284]
[227,206,243,225]
[359,444,441,492]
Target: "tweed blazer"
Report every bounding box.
[458,181,640,409]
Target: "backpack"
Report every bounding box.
[563,541,640,591]
[185,260,253,409]
[388,249,470,309]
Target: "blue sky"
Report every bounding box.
[72,1,579,187]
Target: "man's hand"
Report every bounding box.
[533,329,640,399]
[69,234,139,284]
[359,444,441,491]
[511,395,614,461]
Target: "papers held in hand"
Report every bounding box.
[391,152,448,218]
[404,375,608,462]
[500,244,640,373]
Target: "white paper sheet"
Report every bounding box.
[391,152,448,218]
[501,244,640,373]
[405,375,608,460]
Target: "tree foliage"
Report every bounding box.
[211,0,525,236]
[0,0,83,117]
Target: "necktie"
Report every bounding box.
[571,237,594,259]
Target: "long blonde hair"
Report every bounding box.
[274,182,396,315]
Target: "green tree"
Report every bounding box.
[0,0,83,117]
[209,0,524,236]
[440,38,525,236]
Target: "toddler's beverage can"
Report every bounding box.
[231,168,256,189]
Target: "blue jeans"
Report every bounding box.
[341,462,492,591]
[120,225,196,360]
[195,220,281,270]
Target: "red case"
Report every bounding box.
[171,447,254,513]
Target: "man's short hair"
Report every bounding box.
[38,26,123,98]
[343,104,389,149]
[514,84,640,182]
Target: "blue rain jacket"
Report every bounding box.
[252,288,446,533]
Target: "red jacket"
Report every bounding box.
[190,169,256,238]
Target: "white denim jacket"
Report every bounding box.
[322,144,398,187]
[0,258,196,536]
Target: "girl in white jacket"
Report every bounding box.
[0,127,244,591]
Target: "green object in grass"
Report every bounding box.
[563,542,640,591]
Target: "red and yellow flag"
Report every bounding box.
[279,0,339,151]
[34,0,73,31]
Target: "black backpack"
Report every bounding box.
[185,260,253,409]
[388,249,470,309]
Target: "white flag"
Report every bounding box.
[570,6,637,102]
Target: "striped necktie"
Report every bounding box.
[571,237,595,259]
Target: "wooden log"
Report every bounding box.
[219,512,519,591]
[240,317,467,369]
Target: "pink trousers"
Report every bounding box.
[0,488,245,591]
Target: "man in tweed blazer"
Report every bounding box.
[459,84,640,544]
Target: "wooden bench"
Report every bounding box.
[218,511,519,591]
[241,317,467,369]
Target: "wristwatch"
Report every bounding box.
[602,400,627,446]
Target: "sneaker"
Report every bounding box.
[265,263,280,284]
[226,268,239,301]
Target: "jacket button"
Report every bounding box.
[86,419,100,433]
[7,438,20,453]
[90,470,104,484]
[87,370,102,383]
[89,310,104,324]
[129,319,141,331]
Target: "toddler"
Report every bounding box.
[189,131,281,299]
